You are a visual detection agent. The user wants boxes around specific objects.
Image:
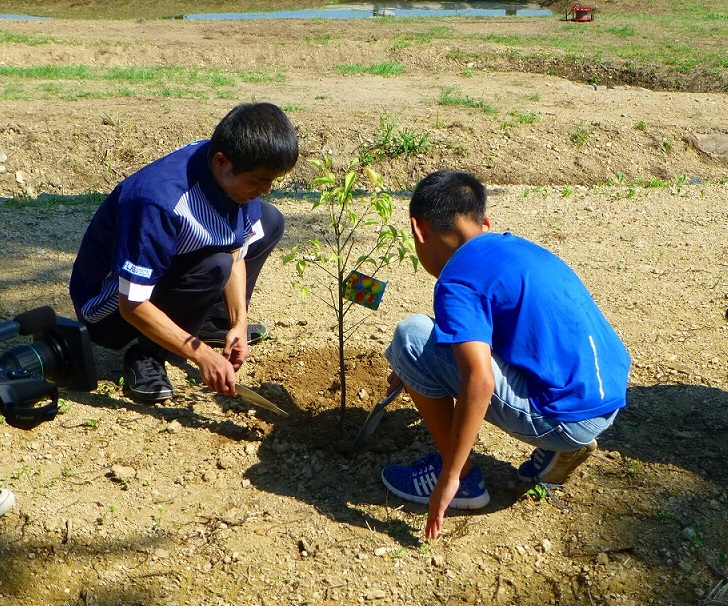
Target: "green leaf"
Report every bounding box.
[282,245,299,264]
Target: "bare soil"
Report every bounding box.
[1,11,728,606]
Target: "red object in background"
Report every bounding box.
[566,5,596,21]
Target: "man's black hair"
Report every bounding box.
[409,170,486,232]
[208,102,299,174]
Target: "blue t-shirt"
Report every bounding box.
[70,140,262,323]
[434,233,630,422]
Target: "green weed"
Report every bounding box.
[569,124,593,146]
[437,87,498,115]
[359,117,431,163]
[336,61,403,77]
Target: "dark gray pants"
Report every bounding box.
[83,201,284,360]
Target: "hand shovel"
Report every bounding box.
[348,383,403,457]
[235,383,288,416]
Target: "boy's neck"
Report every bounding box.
[431,217,490,276]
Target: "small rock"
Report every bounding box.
[365,589,386,600]
[595,552,609,566]
[374,547,388,557]
[273,440,291,454]
[110,464,137,483]
[431,554,445,568]
[166,420,182,433]
[541,538,552,553]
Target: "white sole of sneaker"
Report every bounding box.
[535,439,598,485]
[0,488,15,516]
[382,475,491,510]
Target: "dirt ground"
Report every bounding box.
[1,10,728,606]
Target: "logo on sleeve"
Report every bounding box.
[122,260,153,279]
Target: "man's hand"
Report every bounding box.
[195,347,238,396]
[223,324,249,371]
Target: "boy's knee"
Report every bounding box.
[392,314,434,355]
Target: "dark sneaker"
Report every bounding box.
[517,439,598,485]
[381,452,490,510]
[123,345,174,402]
[198,320,269,347]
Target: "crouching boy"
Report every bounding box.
[382,170,630,539]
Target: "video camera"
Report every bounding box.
[0,306,97,430]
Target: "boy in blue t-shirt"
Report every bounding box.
[70,103,298,403]
[382,170,630,540]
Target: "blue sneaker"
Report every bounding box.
[517,439,598,485]
[381,452,490,509]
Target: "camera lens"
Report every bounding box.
[0,335,70,387]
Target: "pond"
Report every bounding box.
[0,2,552,22]
[183,2,553,21]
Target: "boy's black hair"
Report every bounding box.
[208,102,299,174]
[410,170,486,232]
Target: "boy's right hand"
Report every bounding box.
[386,371,403,396]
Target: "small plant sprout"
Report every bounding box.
[283,157,417,424]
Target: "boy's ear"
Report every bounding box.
[482,216,491,232]
[410,216,429,244]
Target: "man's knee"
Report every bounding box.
[261,202,285,247]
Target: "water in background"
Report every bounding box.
[183,2,552,20]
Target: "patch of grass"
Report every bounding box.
[0,30,61,45]
[336,61,403,77]
[437,87,498,115]
[237,68,286,83]
[512,111,538,124]
[2,192,106,209]
[358,117,431,164]
[302,33,335,44]
[395,25,454,45]
[0,63,287,100]
[569,124,594,146]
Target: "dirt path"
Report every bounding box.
[1,14,727,606]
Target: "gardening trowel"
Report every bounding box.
[348,383,403,457]
[235,383,288,416]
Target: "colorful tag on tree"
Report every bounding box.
[343,271,387,310]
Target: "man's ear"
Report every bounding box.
[411,216,429,244]
[211,151,231,172]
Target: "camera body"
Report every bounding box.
[0,309,97,430]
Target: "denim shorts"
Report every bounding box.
[384,314,619,452]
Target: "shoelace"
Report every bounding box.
[135,355,164,377]
[539,482,574,512]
